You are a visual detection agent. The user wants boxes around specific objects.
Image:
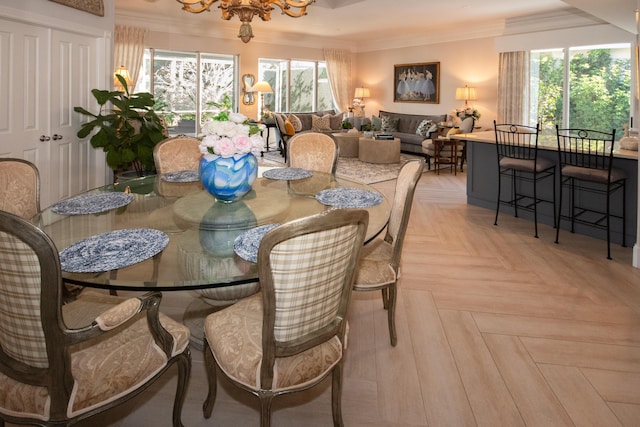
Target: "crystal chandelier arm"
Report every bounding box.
[177,0,219,14]
[269,0,315,18]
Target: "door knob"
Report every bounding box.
[40,135,51,141]
[52,134,63,140]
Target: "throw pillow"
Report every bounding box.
[288,114,303,132]
[371,115,382,131]
[311,114,332,131]
[380,115,399,132]
[329,113,343,130]
[284,119,295,136]
[416,119,434,137]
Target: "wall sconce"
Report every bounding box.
[114,65,133,92]
[455,85,477,107]
[353,87,370,117]
[250,81,273,120]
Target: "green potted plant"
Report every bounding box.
[74,75,166,177]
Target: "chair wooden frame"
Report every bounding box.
[352,159,425,346]
[0,211,191,427]
[203,209,369,427]
[555,127,626,259]
[287,131,339,174]
[494,122,557,238]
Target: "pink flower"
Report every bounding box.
[232,135,252,154]
[212,137,236,157]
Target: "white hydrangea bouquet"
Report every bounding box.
[199,95,265,159]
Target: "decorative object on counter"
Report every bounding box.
[199,95,264,203]
[176,0,315,43]
[619,123,639,151]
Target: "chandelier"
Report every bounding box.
[176,0,315,43]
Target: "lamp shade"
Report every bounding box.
[354,87,370,99]
[114,65,133,90]
[455,85,477,101]
[250,81,273,93]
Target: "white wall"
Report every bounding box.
[356,37,498,127]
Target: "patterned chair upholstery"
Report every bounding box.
[287,132,339,174]
[352,159,425,346]
[0,211,191,426]
[153,134,202,174]
[202,209,369,426]
[0,158,40,219]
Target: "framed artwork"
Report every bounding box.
[394,62,440,103]
[50,0,104,16]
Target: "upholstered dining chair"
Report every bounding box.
[0,210,192,427]
[0,158,40,219]
[287,131,339,174]
[153,134,202,174]
[202,209,369,427]
[422,116,474,174]
[352,158,425,346]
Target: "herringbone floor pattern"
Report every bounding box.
[50,170,640,427]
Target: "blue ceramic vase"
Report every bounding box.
[199,153,258,203]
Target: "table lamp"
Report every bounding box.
[250,81,274,120]
[455,85,477,107]
[354,87,370,117]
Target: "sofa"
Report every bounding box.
[377,110,447,155]
[272,110,342,158]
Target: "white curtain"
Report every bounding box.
[497,51,530,125]
[323,48,352,114]
[114,25,148,92]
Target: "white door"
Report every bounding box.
[49,29,97,206]
[0,19,50,194]
[0,18,101,209]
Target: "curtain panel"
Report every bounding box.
[497,51,530,125]
[323,48,352,114]
[114,26,148,92]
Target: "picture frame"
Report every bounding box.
[393,62,440,103]
[49,0,104,17]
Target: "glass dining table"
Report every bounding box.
[33,168,391,293]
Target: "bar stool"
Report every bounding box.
[555,127,626,259]
[494,121,556,238]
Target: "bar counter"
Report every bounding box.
[452,131,638,245]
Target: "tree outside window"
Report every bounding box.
[531,44,630,139]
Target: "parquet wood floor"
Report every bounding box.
[38,170,640,426]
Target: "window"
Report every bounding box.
[530,44,631,139]
[257,58,334,116]
[138,49,237,135]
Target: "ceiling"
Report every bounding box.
[115,0,638,50]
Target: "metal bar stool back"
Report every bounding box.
[555,127,626,259]
[494,121,557,238]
